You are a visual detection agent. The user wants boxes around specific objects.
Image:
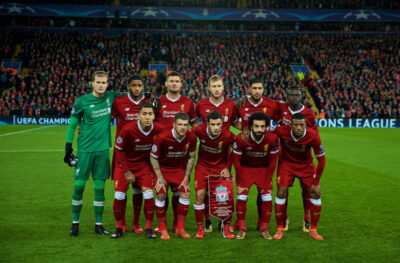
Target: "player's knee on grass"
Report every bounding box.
[276,187,288,199]
[195,189,206,205]
[72,179,86,200]
[114,191,126,200]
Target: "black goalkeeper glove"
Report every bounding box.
[151,97,161,110]
[64,143,77,167]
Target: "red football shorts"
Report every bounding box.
[194,164,227,191]
[155,167,190,195]
[277,161,316,188]
[236,166,272,193]
[114,165,154,192]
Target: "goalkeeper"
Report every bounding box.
[64,71,123,237]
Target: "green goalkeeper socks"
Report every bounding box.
[93,180,105,224]
[72,179,86,222]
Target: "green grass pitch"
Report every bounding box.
[0,125,399,263]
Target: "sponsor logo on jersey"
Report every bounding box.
[116,136,123,144]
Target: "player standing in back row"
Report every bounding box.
[272,113,326,241]
[276,87,318,232]
[111,74,149,234]
[155,72,199,232]
[64,71,123,236]
[194,75,240,232]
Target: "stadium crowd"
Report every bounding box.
[0,31,399,118]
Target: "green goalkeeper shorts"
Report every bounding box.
[73,150,110,180]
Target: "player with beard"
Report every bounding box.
[192,111,235,239]
[232,112,279,240]
[194,75,240,232]
[150,113,197,239]
[111,75,149,234]
[154,72,200,233]
[233,78,280,231]
[276,87,318,232]
[112,102,161,239]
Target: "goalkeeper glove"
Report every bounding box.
[64,143,78,167]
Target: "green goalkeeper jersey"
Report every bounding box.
[70,91,122,152]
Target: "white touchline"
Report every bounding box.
[0,149,64,153]
[0,126,53,137]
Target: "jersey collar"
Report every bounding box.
[248,97,264,108]
[172,128,186,143]
[289,105,305,115]
[250,131,264,144]
[206,125,221,140]
[166,93,181,102]
[209,97,224,107]
[128,94,145,105]
[290,128,307,142]
[137,120,153,136]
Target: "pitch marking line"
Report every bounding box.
[0,126,53,137]
[0,149,63,153]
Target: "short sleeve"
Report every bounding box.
[232,135,243,155]
[312,132,325,158]
[268,134,280,155]
[189,133,197,154]
[114,127,128,151]
[188,100,197,123]
[150,135,162,159]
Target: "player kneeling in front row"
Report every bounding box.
[272,113,326,240]
[150,112,197,239]
[232,112,279,240]
[192,111,236,239]
[112,102,161,239]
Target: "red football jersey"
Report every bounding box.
[114,120,161,171]
[232,131,279,167]
[193,123,235,169]
[112,94,149,136]
[156,94,197,130]
[150,128,197,170]
[237,96,280,128]
[195,97,238,131]
[277,103,318,130]
[273,126,325,164]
